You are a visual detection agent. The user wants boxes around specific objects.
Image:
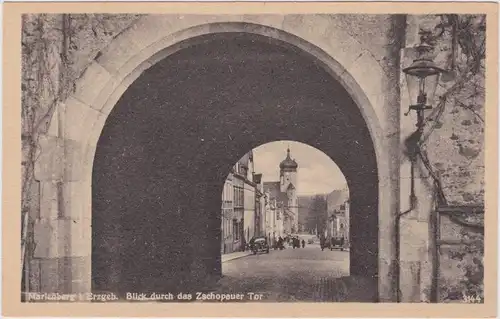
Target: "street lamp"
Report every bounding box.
[403,38,445,130]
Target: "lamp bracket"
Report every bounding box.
[410,104,433,111]
[404,104,432,116]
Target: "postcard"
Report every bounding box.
[2,1,498,317]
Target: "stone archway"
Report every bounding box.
[42,16,399,301]
[92,31,379,298]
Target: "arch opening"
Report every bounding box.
[91,32,379,300]
[218,140,378,301]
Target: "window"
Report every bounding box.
[233,186,244,208]
[233,220,239,240]
[240,189,243,206]
[234,187,237,207]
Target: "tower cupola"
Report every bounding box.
[279,147,298,170]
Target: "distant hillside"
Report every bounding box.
[298,194,329,232]
[298,195,315,226]
[326,188,349,213]
[297,189,348,232]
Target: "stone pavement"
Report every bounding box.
[311,276,377,302]
[212,244,376,302]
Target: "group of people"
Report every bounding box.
[273,235,306,250]
[290,236,306,249]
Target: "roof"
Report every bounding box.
[238,150,253,168]
[263,181,289,204]
[263,182,280,198]
[279,148,298,170]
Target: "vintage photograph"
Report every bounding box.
[11,6,493,315]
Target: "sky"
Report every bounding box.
[251,140,347,196]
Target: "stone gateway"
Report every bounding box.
[21,13,485,303]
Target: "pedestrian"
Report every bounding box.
[277,237,284,250]
[249,236,255,251]
[301,239,305,248]
[241,238,246,252]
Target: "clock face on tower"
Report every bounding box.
[285,173,290,182]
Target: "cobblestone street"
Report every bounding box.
[213,244,378,302]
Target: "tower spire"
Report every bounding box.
[280,144,298,170]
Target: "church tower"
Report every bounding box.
[279,147,298,233]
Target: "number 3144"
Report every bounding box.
[462,293,483,303]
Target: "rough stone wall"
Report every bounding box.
[419,15,485,206]
[408,15,485,302]
[439,215,484,302]
[21,13,140,203]
[21,13,141,293]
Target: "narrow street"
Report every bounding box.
[213,243,378,302]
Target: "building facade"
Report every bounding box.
[221,150,272,253]
[253,173,266,239]
[343,200,350,243]
[329,205,348,239]
[221,154,251,253]
[326,187,350,243]
[243,181,256,243]
[264,148,299,237]
[280,148,299,234]
[221,175,234,254]
[266,196,285,245]
[263,191,273,243]
[221,148,298,250]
